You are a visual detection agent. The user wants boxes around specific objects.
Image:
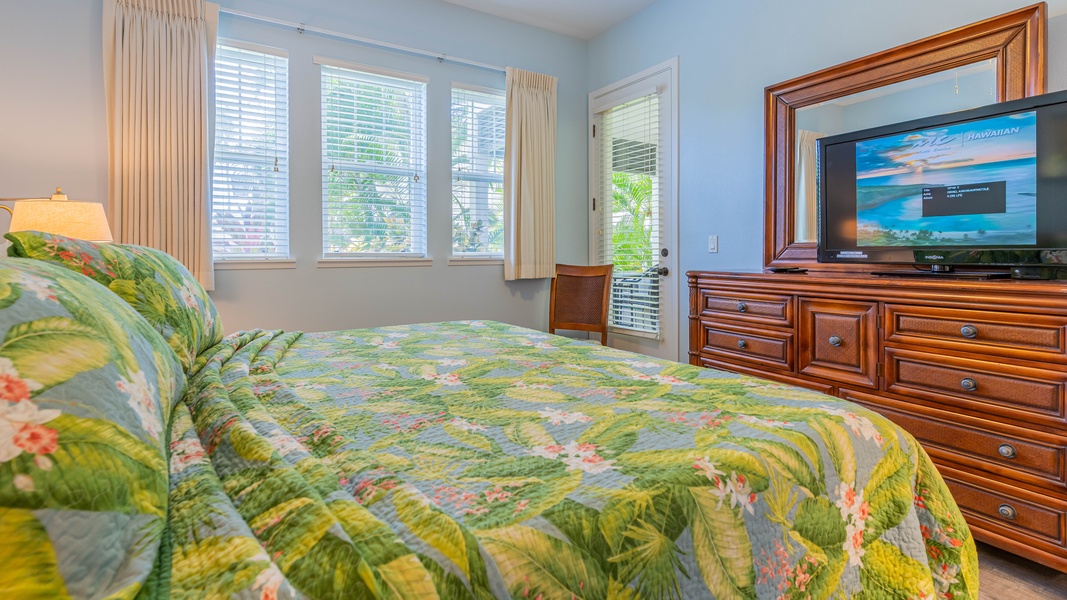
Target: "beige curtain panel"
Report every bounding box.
[794,129,824,243]
[103,0,219,289]
[503,67,558,281]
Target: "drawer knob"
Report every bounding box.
[737,339,748,349]
[828,335,843,347]
[997,444,1018,459]
[997,504,1017,520]
[736,302,748,313]
[960,377,978,392]
[960,324,979,339]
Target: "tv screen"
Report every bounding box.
[819,90,1067,270]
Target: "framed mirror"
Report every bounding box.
[765,3,1046,269]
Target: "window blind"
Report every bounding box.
[451,86,506,257]
[212,42,289,259]
[595,93,662,334]
[319,60,427,256]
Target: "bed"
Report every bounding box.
[0,231,978,599]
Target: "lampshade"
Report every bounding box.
[2,188,113,243]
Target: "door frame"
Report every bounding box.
[588,57,680,361]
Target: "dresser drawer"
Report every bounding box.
[699,320,793,371]
[843,389,1067,490]
[885,304,1067,363]
[798,298,878,389]
[699,356,834,394]
[696,290,793,327]
[942,475,1067,552]
[884,348,1067,428]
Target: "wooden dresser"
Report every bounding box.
[688,270,1067,572]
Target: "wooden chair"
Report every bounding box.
[549,263,614,345]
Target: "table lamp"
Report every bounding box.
[0,187,113,243]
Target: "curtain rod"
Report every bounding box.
[219,7,506,74]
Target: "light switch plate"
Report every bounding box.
[708,235,718,253]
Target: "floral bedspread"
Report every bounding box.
[165,321,977,599]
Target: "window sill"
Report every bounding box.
[448,257,504,266]
[608,326,661,341]
[317,257,433,268]
[214,259,296,270]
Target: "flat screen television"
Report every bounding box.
[818,89,1067,277]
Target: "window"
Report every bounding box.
[594,91,664,335]
[319,58,427,256]
[212,42,289,259]
[451,86,505,257]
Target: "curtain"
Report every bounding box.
[503,67,557,281]
[794,129,824,243]
[103,0,219,289]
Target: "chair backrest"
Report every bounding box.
[550,263,614,345]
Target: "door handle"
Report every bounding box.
[655,267,669,277]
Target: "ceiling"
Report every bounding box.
[437,0,659,40]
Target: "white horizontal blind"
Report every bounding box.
[212,43,290,259]
[451,86,506,257]
[595,93,662,334]
[320,62,427,256]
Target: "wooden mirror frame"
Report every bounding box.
[764,3,1047,269]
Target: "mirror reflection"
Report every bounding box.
[793,59,998,243]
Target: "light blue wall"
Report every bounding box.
[588,0,1067,353]
[0,0,589,334]
[0,1,107,210]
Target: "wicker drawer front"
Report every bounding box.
[698,290,792,327]
[943,476,1067,550]
[848,394,1067,489]
[700,321,793,371]
[884,348,1067,426]
[798,298,877,389]
[699,357,834,395]
[885,304,1067,363]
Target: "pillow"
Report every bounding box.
[0,258,184,598]
[6,231,223,372]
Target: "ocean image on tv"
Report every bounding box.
[855,111,1037,247]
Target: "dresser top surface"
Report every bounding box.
[687,270,1067,309]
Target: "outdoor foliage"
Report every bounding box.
[451,185,503,254]
[611,171,656,274]
[211,44,289,258]
[451,91,505,255]
[322,67,425,255]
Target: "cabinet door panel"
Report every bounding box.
[798,298,878,388]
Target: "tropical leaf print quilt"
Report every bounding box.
[168,320,977,599]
